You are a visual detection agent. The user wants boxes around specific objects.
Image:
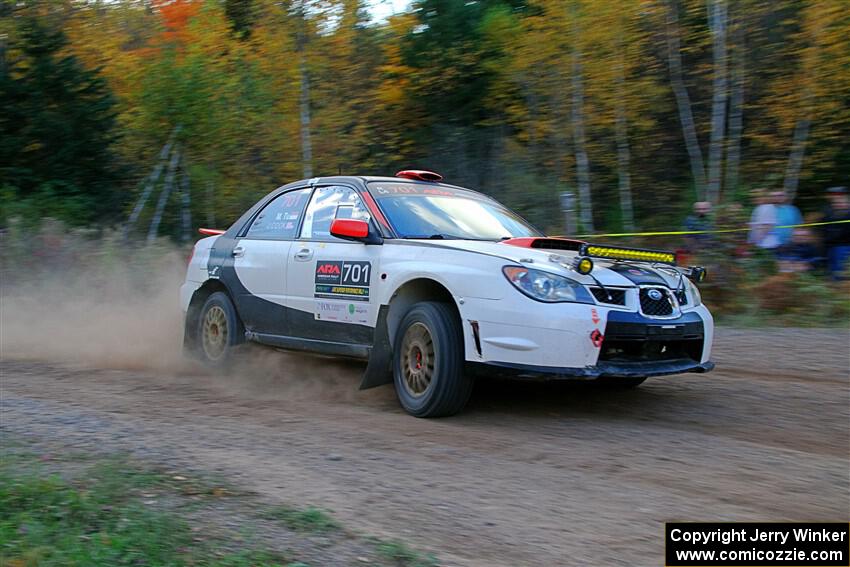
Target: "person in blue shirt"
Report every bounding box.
[771,191,803,247]
[683,201,713,255]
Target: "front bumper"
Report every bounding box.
[475,358,715,380]
[459,296,715,374]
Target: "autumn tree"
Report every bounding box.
[0,15,121,224]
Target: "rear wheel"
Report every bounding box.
[197,291,243,370]
[392,302,473,417]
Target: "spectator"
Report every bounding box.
[776,228,819,273]
[822,186,850,280]
[772,190,803,247]
[683,201,713,254]
[748,189,779,250]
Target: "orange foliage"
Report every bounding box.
[151,0,201,46]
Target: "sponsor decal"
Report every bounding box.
[591,308,600,325]
[314,260,371,301]
[590,329,604,348]
[315,284,370,301]
[314,300,371,324]
[208,265,221,279]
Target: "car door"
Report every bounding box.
[285,185,382,345]
[230,187,311,336]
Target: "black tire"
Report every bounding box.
[595,376,648,389]
[196,291,243,370]
[392,301,473,417]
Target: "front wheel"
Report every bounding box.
[196,291,243,370]
[392,302,473,417]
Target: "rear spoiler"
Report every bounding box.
[198,228,225,236]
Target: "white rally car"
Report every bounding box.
[181,170,714,417]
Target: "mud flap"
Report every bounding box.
[359,305,393,390]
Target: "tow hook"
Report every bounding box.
[590,329,604,348]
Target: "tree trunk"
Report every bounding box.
[299,57,313,178]
[724,13,745,196]
[206,178,216,227]
[124,126,180,241]
[295,1,313,178]
[665,0,707,199]
[147,146,181,245]
[570,15,594,233]
[706,0,728,204]
[614,57,635,232]
[179,155,192,243]
[783,117,810,201]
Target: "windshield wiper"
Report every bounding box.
[402,234,464,240]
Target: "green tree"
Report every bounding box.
[0,16,121,225]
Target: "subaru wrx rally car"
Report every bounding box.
[181,170,714,417]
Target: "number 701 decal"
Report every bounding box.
[314,261,371,285]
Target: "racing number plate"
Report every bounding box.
[314,260,372,302]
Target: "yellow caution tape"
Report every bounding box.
[572,219,850,239]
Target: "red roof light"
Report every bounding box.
[396,170,443,182]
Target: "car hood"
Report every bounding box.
[407,239,681,288]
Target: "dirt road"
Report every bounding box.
[2,329,848,566]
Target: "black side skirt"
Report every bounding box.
[247,305,395,390]
[251,332,370,359]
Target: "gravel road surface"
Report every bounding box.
[2,328,848,566]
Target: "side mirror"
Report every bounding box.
[330,218,383,244]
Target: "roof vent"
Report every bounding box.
[396,170,443,182]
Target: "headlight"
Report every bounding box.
[687,278,702,307]
[502,266,594,303]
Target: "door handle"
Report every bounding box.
[294,248,313,261]
[232,246,244,258]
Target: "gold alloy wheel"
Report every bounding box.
[201,305,229,361]
[401,322,435,397]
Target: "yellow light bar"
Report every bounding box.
[582,244,677,265]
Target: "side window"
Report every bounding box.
[245,188,311,239]
[300,186,371,240]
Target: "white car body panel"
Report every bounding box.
[181,177,714,382]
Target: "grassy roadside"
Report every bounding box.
[0,445,437,567]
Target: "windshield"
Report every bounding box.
[368,182,542,240]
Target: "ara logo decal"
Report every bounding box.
[590,329,604,348]
[316,263,341,275]
[591,308,600,325]
[315,261,343,283]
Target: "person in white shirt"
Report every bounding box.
[748,189,779,249]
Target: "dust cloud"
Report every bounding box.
[0,230,188,371]
[0,224,367,402]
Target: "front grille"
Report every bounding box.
[599,337,703,363]
[639,287,674,317]
[590,287,627,306]
[600,320,705,363]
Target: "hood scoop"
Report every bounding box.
[607,264,669,286]
[500,237,586,252]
